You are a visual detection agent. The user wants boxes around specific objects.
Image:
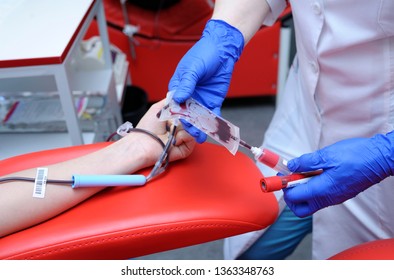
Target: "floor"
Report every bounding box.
[137,96,312,260]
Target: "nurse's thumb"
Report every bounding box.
[172,73,198,104]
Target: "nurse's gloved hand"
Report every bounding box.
[283,132,394,217]
[168,19,244,143]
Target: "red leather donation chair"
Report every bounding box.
[0,142,278,260]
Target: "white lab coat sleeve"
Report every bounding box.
[263,0,287,26]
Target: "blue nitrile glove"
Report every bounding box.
[283,131,394,217]
[168,19,244,143]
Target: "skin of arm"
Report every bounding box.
[0,100,195,238]
[211,0,271,43]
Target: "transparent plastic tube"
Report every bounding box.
[251,147,291,175]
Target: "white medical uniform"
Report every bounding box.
[224,0,394,260]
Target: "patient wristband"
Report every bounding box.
[33,167,48,198]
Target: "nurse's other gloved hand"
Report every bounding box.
[283,132,394,217]
[168,19,244,143]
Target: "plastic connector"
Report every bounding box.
[116,121,134,137]
[72,174,146,188]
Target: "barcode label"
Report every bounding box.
[33,168,48,198]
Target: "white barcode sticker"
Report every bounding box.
[33,167,48,198]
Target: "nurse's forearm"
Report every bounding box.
[211,0,271,43]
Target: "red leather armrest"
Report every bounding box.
[0,142,278,260]
[328,239,394,260]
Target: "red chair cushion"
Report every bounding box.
[329,239,394,260]
[0,142,278,259]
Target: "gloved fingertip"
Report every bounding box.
[283,196,312,218]
[294,210,310,218]
[180,119,192,128]
[287,159,298,172]
[180,121,206,143]
[172,94,187,104]
[172,75,198,104]
[210,106,222,117]
[282,187,291,199]
[195,132,207,144]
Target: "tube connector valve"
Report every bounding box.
[252,147,291,175]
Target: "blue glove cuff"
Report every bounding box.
[203,19,245,65]
[377,130,394,176]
